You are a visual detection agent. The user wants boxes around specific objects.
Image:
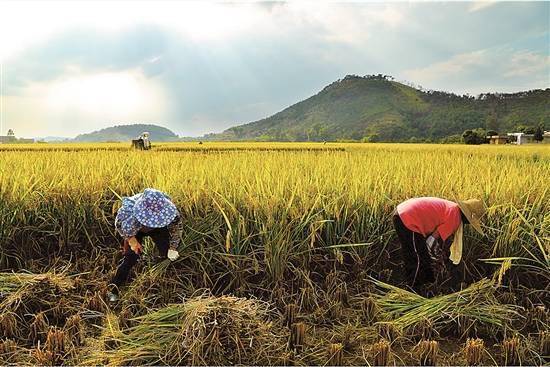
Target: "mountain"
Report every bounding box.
[213,75,549,142]
[73,124,179,142]
[36,136,71,143]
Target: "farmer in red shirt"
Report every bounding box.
[393,197,485,290]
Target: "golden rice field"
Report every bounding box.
[0,142,548,365]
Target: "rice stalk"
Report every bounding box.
[372,278,520,332]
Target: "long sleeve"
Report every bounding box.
[167,215,183,249]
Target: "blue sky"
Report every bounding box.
[0,1,548,138]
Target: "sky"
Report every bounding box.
[0,1,548,138]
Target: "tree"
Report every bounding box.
[462,129,486,145]
[515,124,535,134]
[534,124,544,142]
[485,109,499,132]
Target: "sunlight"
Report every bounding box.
[45,72,152,115]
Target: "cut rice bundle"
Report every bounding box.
[88,294,286,366]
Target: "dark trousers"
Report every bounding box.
[111,227,170,290]
[393,214,434,289]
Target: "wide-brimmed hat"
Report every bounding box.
[133,188,178,228]
[457,199,486,235]
[115,194,143,238]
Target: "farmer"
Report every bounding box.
[107,188,182,302]
[393,197,486,291]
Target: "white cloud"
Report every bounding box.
[502,50,550,77]
[0,1,408,59]
[403,47,549,94]
[0,1,267,59]
[404,50,488,83]
[468,1,498,13]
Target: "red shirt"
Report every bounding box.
[397,197,462,240]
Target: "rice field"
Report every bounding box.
[0,142,548,365]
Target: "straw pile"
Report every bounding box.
[372,278,520,334]
[90,294,286,366]
[0,271,77,345]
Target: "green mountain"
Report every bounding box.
[214,75,549,142]
[73,124,179,142]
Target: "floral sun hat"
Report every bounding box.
[133,188,178,228]
[115,193,143,239]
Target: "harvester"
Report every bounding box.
[132,132,152,150]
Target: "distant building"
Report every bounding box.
[507,132,536,145]
[0,135,16,144]
[489,135,509,145]
[0,129,34,144]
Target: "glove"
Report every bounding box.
[167,249,180,261]
[426,235,436,249]
[426,235,442,262]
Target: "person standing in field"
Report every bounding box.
[107,188,182,302]
[393,197,486,291]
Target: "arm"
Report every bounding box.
[167,215,183,250]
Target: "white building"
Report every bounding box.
[507,132,534,145]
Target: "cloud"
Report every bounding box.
[469,1,498,13]
[1,1,548,137]
[502,50,550,77]
[403,47,549,94]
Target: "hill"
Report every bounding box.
[214,75,549,142]
[73,124,179,142]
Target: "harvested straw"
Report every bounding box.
[373,279,519,332]
[0,271,76,337]
[327,343,344,366]
[0,339,17,363]
[529,304,548,332]
[372,339,391,366]
[410,318,434,340]
[290,322,306,352]
[334,283,349,307]
[33,347,55,366]
[540,331,549,356]
[84,291,107,313]
[502,336,520,366]
[377,322,400,342]
[415,339,438,366]
[464,338,485,366]
[299,286,317,311]
[285,303,297,328]
[329,301,344,320]
[88,294,285,366]
[64,314,84,346]
[29,312,49,344]
[41,327,66,365]
[45,327,65,356]
[0,312,18,339]
[362,297,378,324]
[0,272,74,315]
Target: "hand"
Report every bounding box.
[426,236,443,262]
[167,248,180,261]
[128,237,142,254]
[426,235,436,249]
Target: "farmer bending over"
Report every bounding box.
[393,197,485,291]
[107,188,182,302]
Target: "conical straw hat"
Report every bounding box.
[457,199,486,235]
